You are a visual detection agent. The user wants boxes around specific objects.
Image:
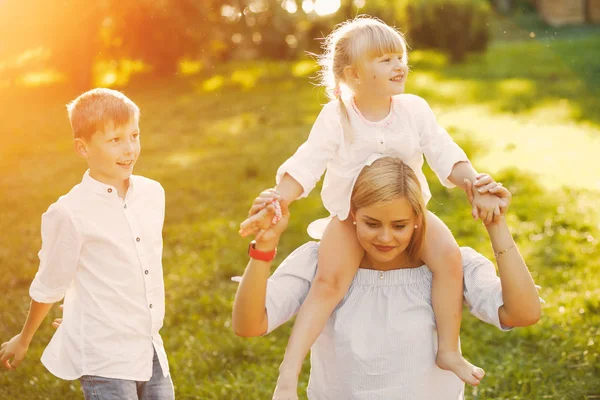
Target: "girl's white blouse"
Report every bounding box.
[276,94,469,224]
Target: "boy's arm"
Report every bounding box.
[1,202,81,370]
[0,300,54,370]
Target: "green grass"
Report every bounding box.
[1,20,599,400]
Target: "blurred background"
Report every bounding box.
[0,0,599,399]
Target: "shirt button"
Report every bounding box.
[149,304,153,309]
[107,188,112,193]
[124,204,127,209]
[145,270,149,275]
[136,237,141,242]
[380,139,384,144]
[379,272,384,280]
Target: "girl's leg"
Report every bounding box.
[422,211,485,386]
[274,217,364,398]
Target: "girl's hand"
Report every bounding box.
[239,189,281,237]
[254,201,290,245]
[0,333,30,370]
[465,179,511,222]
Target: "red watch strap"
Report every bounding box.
[248,240,277,262]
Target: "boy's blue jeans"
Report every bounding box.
[79,350,174,400]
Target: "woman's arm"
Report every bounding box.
[233,200,288,337]
[485,219,542,327]
[232,252,274,337]
[465,180,541,327]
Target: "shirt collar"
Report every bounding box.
[81,170,135,197]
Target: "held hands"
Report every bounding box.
[239,189,290,244]
[466,174,512,224]
[0,333,29,370]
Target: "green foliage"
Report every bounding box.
[1,20,599,400]
[404,0,492,62]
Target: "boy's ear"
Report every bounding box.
[74,138,89,159]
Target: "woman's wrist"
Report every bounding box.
[254,238,279,252]
[485,215,507,230]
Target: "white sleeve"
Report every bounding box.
[276,102,342,199]
[461,247,512,331]
[29,202,82,303]
[413,96,469,188]
[265,242,319,334]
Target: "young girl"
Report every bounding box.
[239,16,503,398]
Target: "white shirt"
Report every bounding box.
[276,94,469,221]
[29,171,169,381]
[264,242,510,400]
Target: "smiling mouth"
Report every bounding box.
[390,75,404,82]
[117,161,134,167]
[374,245,396,252]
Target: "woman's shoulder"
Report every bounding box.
[273,241,320,279]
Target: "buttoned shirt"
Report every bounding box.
[264,243,511,400]
[29,170,169,381]
[276,94,469,221]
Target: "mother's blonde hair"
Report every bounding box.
[350,157,427,263]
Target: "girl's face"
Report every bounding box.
[352,196,419,270]
[354,52,408,98]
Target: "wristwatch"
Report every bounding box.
[248,240,277,262]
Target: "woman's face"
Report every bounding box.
[353,196,418,270]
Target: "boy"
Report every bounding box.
[0,88,174,399]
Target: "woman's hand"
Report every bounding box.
[255,200,290,245]
[466,177,511,223]
[239,189,282,238]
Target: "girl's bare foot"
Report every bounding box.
[436,350,485,386]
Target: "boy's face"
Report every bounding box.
[75,117,141,187]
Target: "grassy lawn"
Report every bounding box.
[1,16,599,400]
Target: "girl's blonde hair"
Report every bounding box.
[318,16,408,143]
[351,157,426,263]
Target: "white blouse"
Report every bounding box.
[264,242,510,400]
[29,171,169,381]
[276,94,469,223]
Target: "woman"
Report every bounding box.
[232,156,541,400]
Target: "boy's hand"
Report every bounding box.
[239,189,281,238]
[0,333,30,370]
[52,304,64,329]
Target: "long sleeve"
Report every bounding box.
[461,247,511,331]
[29,202,82,303]
[264,242,319,334]
[276,102,343,198]
[413,95,469,188]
